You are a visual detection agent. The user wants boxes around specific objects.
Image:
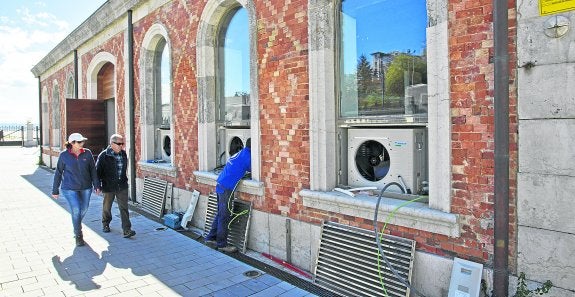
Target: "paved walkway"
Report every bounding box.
[0,147,316,297]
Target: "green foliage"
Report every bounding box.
[514,272,553,297]
[384,54,427,97]
[480,273,553,297]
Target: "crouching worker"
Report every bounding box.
[205,138,251,253]
[96,134,136,238]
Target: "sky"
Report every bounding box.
[0,1,106,125]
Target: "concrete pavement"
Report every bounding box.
[0,147,317,297]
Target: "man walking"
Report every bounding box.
[96,134,136,238]
[205,138,251,253]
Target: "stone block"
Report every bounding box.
[518,173,575,234]
[518,226,575,290]
[517,12,575,66]
[247,210,270,253]
[518,63,575,119]
[518,119,575,176]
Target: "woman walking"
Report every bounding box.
[52,133,101,246]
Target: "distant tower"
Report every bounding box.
[370,52,395,79]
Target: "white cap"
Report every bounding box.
[68,133,87,143]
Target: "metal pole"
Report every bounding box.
[493,0,510,295]
[128,10,137,203]
[38,77,43,147]
[74,50,79,98]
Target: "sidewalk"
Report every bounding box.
[0,147,317,297]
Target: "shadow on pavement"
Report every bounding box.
[51,245,105,291]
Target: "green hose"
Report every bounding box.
[373,182,427,297]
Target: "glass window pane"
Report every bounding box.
[340,0,428,123]
[221,8,250,125]
[160,44,171,128]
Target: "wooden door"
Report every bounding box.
[65,99,107,158]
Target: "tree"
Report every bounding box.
[384,54,427,97]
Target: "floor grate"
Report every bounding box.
[314,221,416,297]
[203,192,252,253]
[141,177,168,219]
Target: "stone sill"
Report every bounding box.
[138,161,177,177]
[194,170,264,196]
[300,189,460,237]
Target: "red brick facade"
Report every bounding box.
[40,0,518,270]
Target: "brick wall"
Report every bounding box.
[255,0,310,216]
[43,63,74,148]
[39,0,519,268]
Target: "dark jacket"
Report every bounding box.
[96,147,129,193]
[52,148,100,195]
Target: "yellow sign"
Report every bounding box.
[540,0,575,15]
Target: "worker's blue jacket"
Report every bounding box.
[216,147,251,194]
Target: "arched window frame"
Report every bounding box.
[195,0,263,195]
[42,86,50,146]
[51,81,61,148]
[139,23,176,171]
[65,74,75,99]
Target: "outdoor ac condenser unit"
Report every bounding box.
[157,129,171,162]
[347,128,427,193]
[225,128,250,159]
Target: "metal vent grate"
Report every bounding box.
[141,177,168,219]
[314,221,416,297]
[203,192,252,253]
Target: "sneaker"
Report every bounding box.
[205,239,217,248]
[102,225,110,233]
[217,245,238,253]
[75,235,85,247]
[123,230,136,238]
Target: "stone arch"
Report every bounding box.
[140,22,173,163]
[196,0,260,180]
[86,51,116,99]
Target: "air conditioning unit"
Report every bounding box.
[157,129,171,162]
[225,128,250,159]
[348,128,427,193]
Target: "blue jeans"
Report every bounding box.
[206,189,233,248]
[61,189,92,236]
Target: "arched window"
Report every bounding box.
[196,0,261,191]
[42,87,49,146]
[154,38,172,162]
[52,83,61,147]
[140,24,173,167]
[66,75,74,98]
[215,7,250,166]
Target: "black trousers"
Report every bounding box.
[102,188,131,232]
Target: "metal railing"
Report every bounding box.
[0,124,39,147]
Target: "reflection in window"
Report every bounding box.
[219,7,250,126]
[155,39,171,129]
[340,0,428,123]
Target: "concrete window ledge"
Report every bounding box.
[138,161,177,177]
[300,189,460,237]
[194,171,264,196]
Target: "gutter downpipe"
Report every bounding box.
[74,50,79,98]
[493,0,510,296]
[128,10,137,203]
